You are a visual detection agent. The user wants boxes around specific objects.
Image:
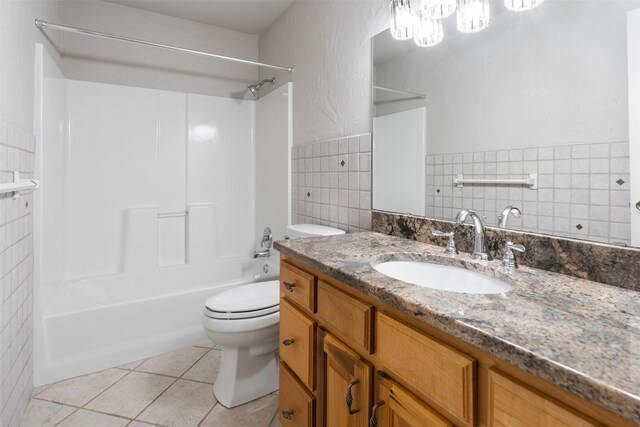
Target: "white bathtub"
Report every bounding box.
[34,256,280,386]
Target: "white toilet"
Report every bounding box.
[285,223,346,239]
[201,224,345,408]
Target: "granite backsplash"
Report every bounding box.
[372,211,640,292]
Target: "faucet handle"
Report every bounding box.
[502,241,525,272]
[506,241,525,253]
[432,231,458,255]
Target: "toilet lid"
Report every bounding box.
[205,280,279,319]
[286,224,346,238]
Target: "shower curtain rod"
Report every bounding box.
[34,19,294,72]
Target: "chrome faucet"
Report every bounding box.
[432,230,458,255]
[254,227,273,259]
[502,241,525,273]
[455,210,489,260]
[498,205,521,229]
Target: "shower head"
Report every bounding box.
[247,77,276,98]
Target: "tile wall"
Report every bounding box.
[291,134,372,232]
[0,121,36,426]
[426,141,631,245]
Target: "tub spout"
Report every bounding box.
[253,249,270,259]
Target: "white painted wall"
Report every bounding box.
[255,82,292,247]
[258,0,389,145]
[373,108,426,216]
[375,0,638,154]
[60,0,260,99]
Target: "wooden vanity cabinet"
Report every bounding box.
[487,370,600,427]
[373,373,453,427]
[320,331,372,427]
[278,257,634,427]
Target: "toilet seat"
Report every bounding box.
[204,280,280,320]
[204,304,278,320]
[203,310,279,333]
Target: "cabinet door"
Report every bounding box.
[321,332,372,427]
[371,373,453,427]
[488,369,600,427]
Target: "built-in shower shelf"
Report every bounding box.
[454,174,537,189]
[0,171,39,198]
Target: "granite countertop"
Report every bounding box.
[274,232,640,424]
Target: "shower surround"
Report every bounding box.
[33,47,291,385]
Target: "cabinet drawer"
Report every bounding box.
[279,363,315,427]
[316,281,374,354]
[488,369,599,427]
[280,262,316,312]
[376,313,475,426]
[280,298,316,390]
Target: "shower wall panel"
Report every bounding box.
[66,81,159,279]
[63,80,255,281]
[187,94,256,260]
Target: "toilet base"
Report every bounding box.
[213,347,279,408]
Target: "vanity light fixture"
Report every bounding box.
[457,0,491,33]
[504,0,545,12]
[390,0,416,40]
[390,0,543,47]
[414,13,444,47]
[420,0,457,19]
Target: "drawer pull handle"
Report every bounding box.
[346,379,360,415]
[369,400,385,427]
[283,281,296,292]
[282,339,295,346]
[281,409,294,420]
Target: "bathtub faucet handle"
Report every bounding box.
[261,227,273,249]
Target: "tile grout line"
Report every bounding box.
[267,404,280,427]
[81,369,134,410]
[53,407,80,427]
[132,347,214,424]
[31,346,220,427]
[196,402,219,427]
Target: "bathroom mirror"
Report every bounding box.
[372,0,640,247]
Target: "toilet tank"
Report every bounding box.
[285,224,346,239]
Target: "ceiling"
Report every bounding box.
[103,0,295,35]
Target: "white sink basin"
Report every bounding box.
[372,261,514,294]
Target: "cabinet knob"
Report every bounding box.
[282,339,295,346]
[345,379,360,415]
[281,409,294,420]
[283,281,296,292]
[636,201,640,211]
[369,400,386,427]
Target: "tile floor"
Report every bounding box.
[22,343,283,427]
